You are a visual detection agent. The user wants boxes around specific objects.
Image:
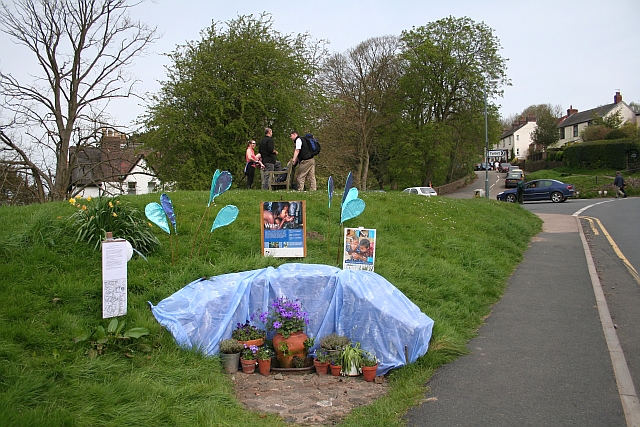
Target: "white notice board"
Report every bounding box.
[101,239,128,318]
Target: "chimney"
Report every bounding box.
[526,116,536,123]
[567,105,578,116]
[614,91,622,104]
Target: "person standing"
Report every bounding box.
[258,127,278,190]
[516,176,525,204]
[289,130,316,191]
[613,171,627,198]
[244,140,263,189]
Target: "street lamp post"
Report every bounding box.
[484,87,489,198]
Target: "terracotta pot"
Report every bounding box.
[257,358,271,376]
[273,331,308,368]
[238,338,265,348]
[240,358,256,374]
[314,359,329,375]
[362,364,378,382]
[329,364,342,376]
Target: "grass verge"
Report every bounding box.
[0,189,541,426]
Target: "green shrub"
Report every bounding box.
[69,196,160,254]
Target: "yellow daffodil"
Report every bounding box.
[76,204,81,208]
[116,200,120,205]
[148,222,153,227]
[69,198,76,204]
[86,196,92,202]
[112,212,117,217]
[108,201,113,208]
[81,205,87,211]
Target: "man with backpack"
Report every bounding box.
[289,131,318,191]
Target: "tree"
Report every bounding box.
[395,16,508,186]
[529,104,561,151]
[141,14,325,189]
[0,0,157,201]
[319,35,402,190]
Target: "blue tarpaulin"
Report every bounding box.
[149,263,434,375]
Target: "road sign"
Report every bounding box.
[488,150,505,157]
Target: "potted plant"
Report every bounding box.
[320,333,350,359]
[240,344,258,374]
[313,350,330,375]
[329,352,342,377]
[267,297,310,368]
[256,345,273,376]
[219,338,243,374]
[340,342,366,376]
[232,311,267,347]
[360,351,379,382]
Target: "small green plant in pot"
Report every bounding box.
[340,342,367,376]
[219,339,244,354]
[320,333,350,352]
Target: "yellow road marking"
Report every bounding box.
[580,216,640,285]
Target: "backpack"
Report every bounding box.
[304,133,321,157]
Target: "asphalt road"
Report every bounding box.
[405,171,640,426]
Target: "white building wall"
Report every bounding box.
[498,121,537,160]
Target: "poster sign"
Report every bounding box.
[343,228,377,271]
[261,201,306,257]
[101,238,128,318]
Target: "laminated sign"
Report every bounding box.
[343,228,377,271]
[101,237,128,318]
[261,201,306,258]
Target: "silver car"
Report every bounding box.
[403,187,438,197]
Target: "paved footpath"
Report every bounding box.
[405,213,633,426]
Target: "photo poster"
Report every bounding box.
[343,228,377,271]
[101,238,128,318]
[261,200,306,258]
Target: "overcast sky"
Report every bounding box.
[1,0,639,130]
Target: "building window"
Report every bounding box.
[573,125,578,137]
[516,148,520,156]
[560,127,565,139]
[148,181,157,193]
[516,135,519,141]
[127,181,136,195]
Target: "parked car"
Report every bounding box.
[496,179,576,203]
[507,165,521,174]
[474,162,491,171]
[403,187,438,197]
[504,172,523,188]
[499,163,511,173]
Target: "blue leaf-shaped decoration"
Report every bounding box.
[342,172,353,207]
[145,202,170,234]
[212,171,232,202]
[328,176,334,208]
[208,170,221,206]
[160,193,177,234]
[341,198,365,223]
[343,187,358,206]
[210,205,239,232]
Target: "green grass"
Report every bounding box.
[0,189,541,426]
[526,167,639,198]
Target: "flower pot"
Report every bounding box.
[238,338,265,348]
[257,358,271,376]
[330,364,342,376]
[362,364,379,382]
[240,358,256,374]
[314,359,329,375]
[273,331,308,368]
[220,352,240,374]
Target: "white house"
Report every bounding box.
[497,116,537,161]
[556,91,637,147]
[71,129,161,198]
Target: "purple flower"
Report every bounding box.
[273,321,281,329]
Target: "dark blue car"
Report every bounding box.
[496,179,576,203]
